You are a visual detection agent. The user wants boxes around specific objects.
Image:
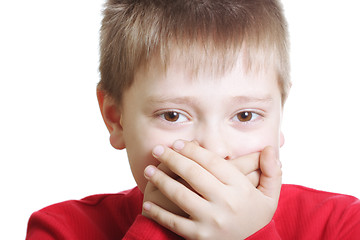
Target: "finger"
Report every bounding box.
[143,201,197,239]
[228,152,260,175]
[171,140,248,185]
[157,162,179,179]
[191,140,200,146]
[257,146,282,200]
[144,165,208,216]
[152,144,224,200]
[246,170,260,187]
[143,180,188,218]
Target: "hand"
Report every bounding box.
[143,162,191,217]
[142,143,261,218]
[142,140,282,240]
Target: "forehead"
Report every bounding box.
[131,49,280,102]
[137,44,279,87]
[140,41,278,79]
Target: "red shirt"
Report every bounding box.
[26,184,360,239]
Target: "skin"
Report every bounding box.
[98,53,284,239]
[144,142,281,239]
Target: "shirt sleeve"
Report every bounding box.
[245,220,281,240]
[123,215,183,240]
[27,210,183,240]
[246,188,360,240]
[26,210,72,240]
[335,197,360,240]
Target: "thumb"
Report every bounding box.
[257,146,282,201]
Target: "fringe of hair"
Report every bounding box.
[99,0,290,104]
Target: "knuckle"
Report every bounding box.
[252,153,260,168]
[194,227,211,240]
[223,197,239,213]
[164,215,177,231]
[150,206,174,229]
[248,170,260,187]
[171,184,189,205]
[170,184,182,198]
[166,150,181,166]
[211,213,227,229]
[160,176,176,194]
[160,149,173,164]
[185,164,201,179]
[184,140,197,154]
[149,206,161,221]
[159,149,179,169]
[151,172,173,193]
[205,152,223,168]
[150,170,162,185]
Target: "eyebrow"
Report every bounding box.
[230,95,273,104]
[147,96,199,106]
[146,95,273,106]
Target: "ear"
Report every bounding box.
[97,87,126,150]
[280,131,285,148]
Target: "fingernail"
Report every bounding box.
[144,165,156,178]
[143,201,151,211]
[152,145,164,157]
[173,140,185,150]
[277,160,282,168]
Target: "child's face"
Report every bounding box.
[118,56,284,193]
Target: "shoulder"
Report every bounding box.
[27,187,143,239]
[274,184,360,239]
[79,187,143,208]
[279,184,359,206]
[39,187,142,217]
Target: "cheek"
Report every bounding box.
[125,128,188,193]
[127,148,157,193]
[231,128,280,158]
[125,132,161,193]
[122,125,151,192]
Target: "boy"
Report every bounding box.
[26,0,360,239]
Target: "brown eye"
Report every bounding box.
[163,111,180,122]
[237,111,253,122]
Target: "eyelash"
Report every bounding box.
[156,110,190,123]
[156,110,263,124]
[231,110,263,123]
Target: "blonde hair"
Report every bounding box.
[98,0,290,104]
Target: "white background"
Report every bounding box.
[1,0,359,239]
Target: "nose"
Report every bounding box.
[193,125,231,160]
